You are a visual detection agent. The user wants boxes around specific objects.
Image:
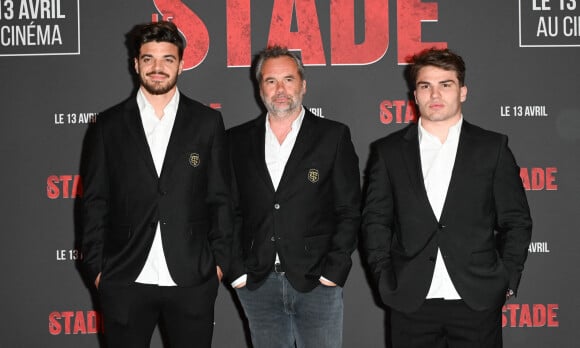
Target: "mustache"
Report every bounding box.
[272,93,292,99]
[146,71,170,77]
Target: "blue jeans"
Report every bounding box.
[235,272,343,348]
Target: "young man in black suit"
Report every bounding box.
[362,48,532,347]
[228,46,361,348]
[80,21,232,347]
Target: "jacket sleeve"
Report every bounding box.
[493,135,533,294]
[80,121,109,285]
[206,113,234,277]
[227,152,246,283]
[322,126,362,286]
[361,142,395,286]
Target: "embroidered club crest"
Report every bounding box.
[307,168,319,183]
[189,153,200,167]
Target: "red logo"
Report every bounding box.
[152,0,446,69]
[47,175,83,199]
[520,167,558,191]
[48,310,103,335]
[502,304,559,328]
[380,100,418,124]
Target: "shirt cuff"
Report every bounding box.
[320,275,335,284]
[231,274,247,288]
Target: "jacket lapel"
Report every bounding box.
[159,98,189,181]
[402,124,440,223]
[439,121,473,222]
[277,110,317,190]
[250,115,276,192]
[402,124,430,206]
[122,98,158,178]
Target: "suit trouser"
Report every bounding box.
[236,272,343,348]
[98,276,218,348]
[390,299,502,348]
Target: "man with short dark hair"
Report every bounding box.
[362,48,532,347]
[81,21,232,347]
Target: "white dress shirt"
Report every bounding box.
[418,116,463,299]
[134,88,180,286]
[230,108,305,288]
[265,110,305,191]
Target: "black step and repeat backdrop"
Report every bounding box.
[1,1,578,347]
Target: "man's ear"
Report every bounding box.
[178,59,184,75]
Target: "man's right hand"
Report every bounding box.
[95,273,101,289]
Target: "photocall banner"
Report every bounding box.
[1,1,578,347]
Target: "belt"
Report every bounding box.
[274,262,285,274]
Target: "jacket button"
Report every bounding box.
[428,256,436,262]
[274,203,280,210]
[270,236,276,242]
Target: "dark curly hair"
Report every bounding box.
[131,21,185,60]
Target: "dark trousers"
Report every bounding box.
[391,299,502,348]
[99,277,218,348]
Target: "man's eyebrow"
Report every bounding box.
[139,54,177,59]
[416,79,456,85]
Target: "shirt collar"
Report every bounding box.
[418,115,463,145]
[136,88,180,119]
[265,106,306,134]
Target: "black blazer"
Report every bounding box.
[81,93,232,287]
[362,120,532,312]
[228,110,361,292]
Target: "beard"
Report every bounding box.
[262,93,302,118]
[140,71,178,95]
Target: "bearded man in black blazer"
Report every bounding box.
[228,46,361,348]
[80,21,232,348]
[362,48,532,348]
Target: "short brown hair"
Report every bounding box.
[408,48,466,87]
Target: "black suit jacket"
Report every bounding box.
[362,120,532,312]
[81,93,232,287]
[228,110,361,292]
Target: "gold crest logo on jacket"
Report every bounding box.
[307,169,319,183]
[189,153,200,167]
